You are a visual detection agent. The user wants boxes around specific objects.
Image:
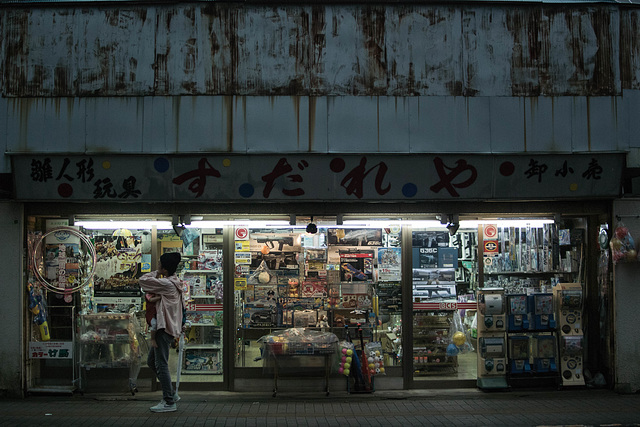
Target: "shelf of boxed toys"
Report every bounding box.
[183,302,223,375]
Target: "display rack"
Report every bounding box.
[259,329,338,397]
[413,312,458,376]
[27,305,78,395]
[476,224,584,390]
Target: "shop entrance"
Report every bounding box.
[24,211,601,393]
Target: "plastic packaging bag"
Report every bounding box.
[248,260,275,285]
[610,221,637,264]
[364,341,386,376]
[338,340,355,376]
[447,311,474,356]
[470,312,478,339]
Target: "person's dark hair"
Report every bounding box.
[160,252,181,276]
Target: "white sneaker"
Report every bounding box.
[173,392,181,402]
[150,400,176,413]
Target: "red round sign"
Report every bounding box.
[235,227,248,240]
[484,224,498,239]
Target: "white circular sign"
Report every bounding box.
[235,227,249,240]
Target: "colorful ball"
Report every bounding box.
[346,357,352,363]
[339,367,344,374]
[446,343,460,356]
[342,348,347,354]
[344,363,350,369]
[341,356,346,362]
[379,367,385,373]
[452,331,466,346]
[343,369,350,376]
[346,349,353,356]
[369,363,375,369]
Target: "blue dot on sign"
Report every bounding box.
[402,183,418,198]
[239,183,254,198]
[154,157,170,173]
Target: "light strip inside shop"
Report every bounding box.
[75,218,555,230]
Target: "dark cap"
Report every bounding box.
[160,252,181,275]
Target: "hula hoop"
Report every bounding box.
[31,226,97,294]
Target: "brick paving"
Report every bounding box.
[1,388,639,426]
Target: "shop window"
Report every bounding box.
[235,225,403,377]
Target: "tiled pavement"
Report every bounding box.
[1,388,639,426]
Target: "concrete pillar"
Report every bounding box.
[0,202,24,397]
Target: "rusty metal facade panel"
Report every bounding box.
[543,7,620,95]
[461,8,514,97]
[1,4,634,97]
[621,10,640,90]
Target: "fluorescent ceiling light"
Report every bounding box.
[189,220,293,229]
[342,220,407,228]
[75,220,174,230]
[345,218,554,229]
[461,219,554,228]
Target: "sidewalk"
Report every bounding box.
[1,388,639,426]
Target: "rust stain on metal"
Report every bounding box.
[292,96,301,149]
[586,96,591,152]
[308,96,316,151]
[224,95,234,151]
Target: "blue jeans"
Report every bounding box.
[147,328,174,404]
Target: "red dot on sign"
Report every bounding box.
[330,158,346,173]
[499,162,515,176]
[58,183,73,198]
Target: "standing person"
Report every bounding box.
[139,252,184,413]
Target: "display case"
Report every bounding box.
[79,312,136,370]
[78,312,138,393]
[413,312,457,376]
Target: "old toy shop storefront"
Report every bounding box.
[16,152,620,394]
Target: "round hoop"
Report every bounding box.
[31,226,97,294]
